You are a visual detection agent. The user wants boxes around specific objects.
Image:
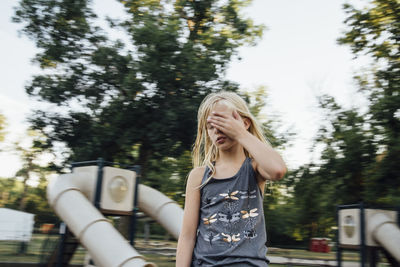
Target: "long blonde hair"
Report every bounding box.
[192,91,270,189]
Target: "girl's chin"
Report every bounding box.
[215,140,236,150]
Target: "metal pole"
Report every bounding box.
[336,205,342,267]
[368,247,378,267]
[360,203,366,267]
[56,222,66,267]
[94,158,104,209]
[129,165,141,246]
[397,206,400,227]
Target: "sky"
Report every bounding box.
[0,0,369,178]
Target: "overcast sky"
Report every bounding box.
[0,0,369,178]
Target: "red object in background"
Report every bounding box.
[309,238,331,253]
[309,238,319,252]
[40,223,54,234]
[320,238,330,252]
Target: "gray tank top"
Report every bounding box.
[191,157,269,267]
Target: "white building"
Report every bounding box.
[0,208,34,242]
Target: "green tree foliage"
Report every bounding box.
[7,131,58,224]
[0,130,61,224]
[0,176,58,225]
[284,95,377,241]
[13,131,51,211]
[12,0,265,182]
[276,1,400,242]
[0,178,20,209]
[338,0,400,204]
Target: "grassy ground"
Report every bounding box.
[267,247,360,261]
[0,234,86,264]
[0,234,389,266]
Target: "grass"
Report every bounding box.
[0,234,390,266]
[267,247,360,261]
[0,234,86,264]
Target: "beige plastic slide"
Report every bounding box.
[368,212,400,262]
[47,170,183,267]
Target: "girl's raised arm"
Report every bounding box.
[176,167,204,267]
[238,131,287,181]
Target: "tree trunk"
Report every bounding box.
[18,176,29,211]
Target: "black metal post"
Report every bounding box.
[56,222,66,267]
[397,206,400,227]
[336,205,342,267]
[360,203,366,267]
[94,158,104,209]
[368,247,379,267]
[129,165,141,246]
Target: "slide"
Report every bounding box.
[368,212,400,262]
[47,169,184,267]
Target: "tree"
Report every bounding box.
[13,130,55,211]
[269,94,378,243]
[12,0,265,183]
[277,0,400,242]
[0,178,19,209]
[338,0,400,205]
[0,176,58,224]
[280,0,400,242]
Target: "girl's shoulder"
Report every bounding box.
[187,166,207,187]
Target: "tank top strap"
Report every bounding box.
[201,164,212,184]
[244,156,252,167]
[244,156,255,175]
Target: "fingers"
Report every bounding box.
[208,111,226,123]
[212,110,240,121]
[207,110,244,138]
[209,121,226,135]
[207,110,240,130]
[232,110,240,120]
[207,117,225,129]
[210,111,228,119]
[208,115,224,124]
[207,115,227,130]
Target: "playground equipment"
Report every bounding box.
[47,160,183,267]
[337,204,400,266]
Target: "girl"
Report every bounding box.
[176,91,287,267]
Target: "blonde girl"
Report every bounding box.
[176,91,287,267]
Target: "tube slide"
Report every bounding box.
[48,171,183,267]
[368,213,400,262]
[137,184,183,240]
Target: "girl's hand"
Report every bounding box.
[207,110,249,140]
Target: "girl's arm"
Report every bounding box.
[208,111,287,181]
[237,129,286,181]
[176,167,203,267]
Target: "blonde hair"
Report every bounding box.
[192,91,270,189]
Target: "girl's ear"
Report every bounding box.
[243,117,251,130]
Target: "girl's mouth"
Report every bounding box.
[216,136,226,144]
